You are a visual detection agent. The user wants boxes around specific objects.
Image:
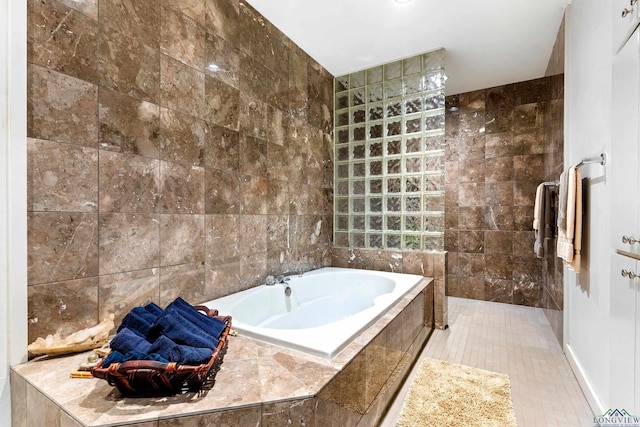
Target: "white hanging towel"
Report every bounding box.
[557,166,576,262]
[568,168,583,272]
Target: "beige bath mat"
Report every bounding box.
[397,358,517,427]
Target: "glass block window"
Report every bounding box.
[334,49,445,251]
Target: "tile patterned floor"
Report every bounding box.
[380,297,594,426]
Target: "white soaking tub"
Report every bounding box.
[203,267,424,359]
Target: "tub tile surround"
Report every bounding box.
[444,74,564,315]
[26,0,334,343]
[12,279,434,427]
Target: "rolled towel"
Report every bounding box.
[144,302,163,316]
[149,335,212,366]
[166,297,227,339]
[110,327,152,355]
[117,309,155,337]
[101,350,168,369]
[149,310,218,349]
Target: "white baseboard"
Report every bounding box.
[564,343,605,416]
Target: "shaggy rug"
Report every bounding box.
[397,359,517,427]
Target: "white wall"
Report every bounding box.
[564,0,612,413]
[0,0,28,425]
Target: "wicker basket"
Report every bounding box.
[91,305,232,396]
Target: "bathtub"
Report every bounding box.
[203,267,425,359]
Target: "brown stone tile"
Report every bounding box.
[204,0,239,43]
[289,182,309,215]
[513,280,543,307]
[485,181,514,206]
[160,1,206,70]
[205,32,240,89]
[514,77,550,105]
[239,215,268,255]
[27,212,98,285]
[10,371,27,427]
[240,175,267,215]
[159,263,206,306]
[205,214,240,263]
[514,154,546,183]
[239,92,268,139]
[98,88,161,157]
[267,105,289,146]
[261,399,317,427]
[160,54,205,119]
[28,0,98,83]
[98,151,160,213]
[239,55,281,106]
[240,133,267,177]
[485,278,514,304]
[454,253,485,277]
[159,161,205,214]
[267,179,289,215]
[205,75,240,129]
[485,231,514,255]
[458,183,485,207]
[513,230,536,256]
[27,138,98,212]
[267,214,289,250]
[457,133,485,160]
[513,181,538,207]
[444,230,459,252]
[485,132,522,158]
[459,231,484,253]
[205,260,242,299]
[98,213,160,275]
[459,90,485,113]
[513,205,535,231]
[27,277,98,342]
[513,103,543,131]
[204,168,240,214]
[26,383,63,426]
[159,214,205,266]
[99,0,160,48]
[56,0,97,20]
[98,268,160,330]
[97,26,160,104]
[202,125,239,172]
[485,84,514,112]
[485,206,514,231]
[448,276,485,300]
[239,252,268,288]
[485,255,514,280]
[160,108,206,166]
[485,157,514,182]
[28,65,98,147]
[401,252,433,277]
[458,207,485,230]
[456,159,485,183]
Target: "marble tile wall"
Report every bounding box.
[445,74,564,309]
[331,248,447,328]
[26,0,334,342]
[542,19,565,345]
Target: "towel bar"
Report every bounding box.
[575,153,606,169]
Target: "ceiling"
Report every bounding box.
[244,0,569,95]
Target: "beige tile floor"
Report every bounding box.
[380,297,595,426]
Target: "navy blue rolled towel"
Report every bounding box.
[110,327,152,355]
[144,302,163,316]
[149,310,219,349]
[117,310,155,337]
[149,335,212,366]
[133,306,158,324]
[166,297,227,338]
[101,350,168,368]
